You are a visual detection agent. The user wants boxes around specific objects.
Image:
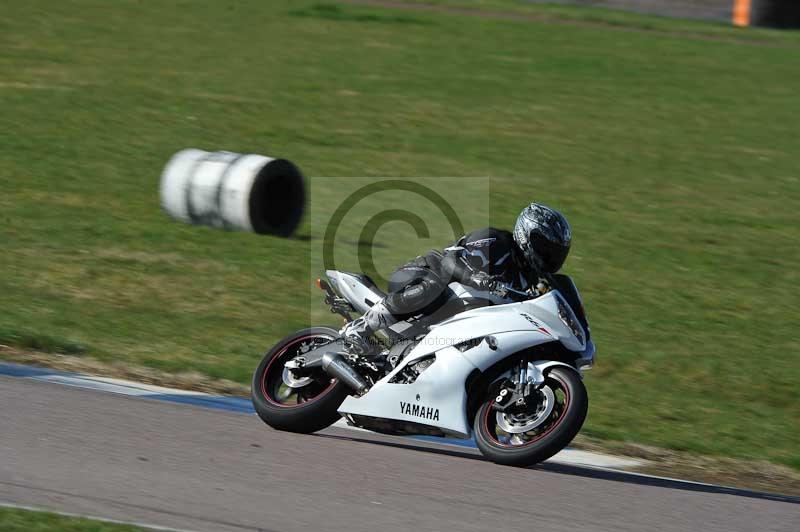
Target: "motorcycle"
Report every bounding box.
[252,269,595,466]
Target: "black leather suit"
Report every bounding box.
[345,227,533,338]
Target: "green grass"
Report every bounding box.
[1,0,798,468]
[0,507,147,532]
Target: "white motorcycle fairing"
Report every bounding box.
[325,271,384,314]
[336,278,593,438]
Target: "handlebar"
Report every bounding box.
[493,283,531,300]
[495,272,559,300]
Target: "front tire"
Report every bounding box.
[474,366,588,467]
[252,327,350,434]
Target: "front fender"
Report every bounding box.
[526,360,581,385]
[485,360,580,390]
[458,330,558,372]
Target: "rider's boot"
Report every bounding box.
[340,300,396,356]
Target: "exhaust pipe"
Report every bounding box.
[322,353,368,393]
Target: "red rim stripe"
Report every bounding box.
[260,335,337,409]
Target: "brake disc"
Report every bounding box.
[282,367,313,389]
[496,385,555,434]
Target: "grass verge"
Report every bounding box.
[0,506,148,532]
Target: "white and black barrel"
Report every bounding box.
[159,149,305,237]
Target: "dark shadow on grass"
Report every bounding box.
[338,238,387,248]
[313,432,800,505]
[0,329,87,355]
[288,3,434,25]
[289,234,388,245]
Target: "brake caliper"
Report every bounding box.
[492,381,531,412]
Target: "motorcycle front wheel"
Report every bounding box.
[473,366,588,467]
[252,327,350,434]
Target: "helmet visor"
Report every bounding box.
[530,233,570,273]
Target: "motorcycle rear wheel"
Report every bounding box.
[252,327,350,434]
[473,366,588,466]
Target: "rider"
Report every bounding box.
[341,203,572,353]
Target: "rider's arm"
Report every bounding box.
[441,247,496,291]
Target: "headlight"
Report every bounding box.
[556,295,585,345]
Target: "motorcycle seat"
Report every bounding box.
[349,272,387,300]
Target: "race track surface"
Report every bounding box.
[1,376,797,532]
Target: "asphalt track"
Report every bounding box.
[1,376,798,532]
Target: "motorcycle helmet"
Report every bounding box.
[513,203,572,273]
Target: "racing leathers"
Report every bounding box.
[341,227,534,351]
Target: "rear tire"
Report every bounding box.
[252,327,350,434]
[473,366,588,466]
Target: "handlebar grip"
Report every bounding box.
[495,283,530,300]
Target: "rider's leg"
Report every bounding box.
[341,257,447,352]
[384,251,449,318]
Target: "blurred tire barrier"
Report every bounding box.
[160,149,305,237]
[748,0,800,28]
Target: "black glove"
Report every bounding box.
[470,271,500,292]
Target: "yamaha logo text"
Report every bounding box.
[400,401,440,421]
